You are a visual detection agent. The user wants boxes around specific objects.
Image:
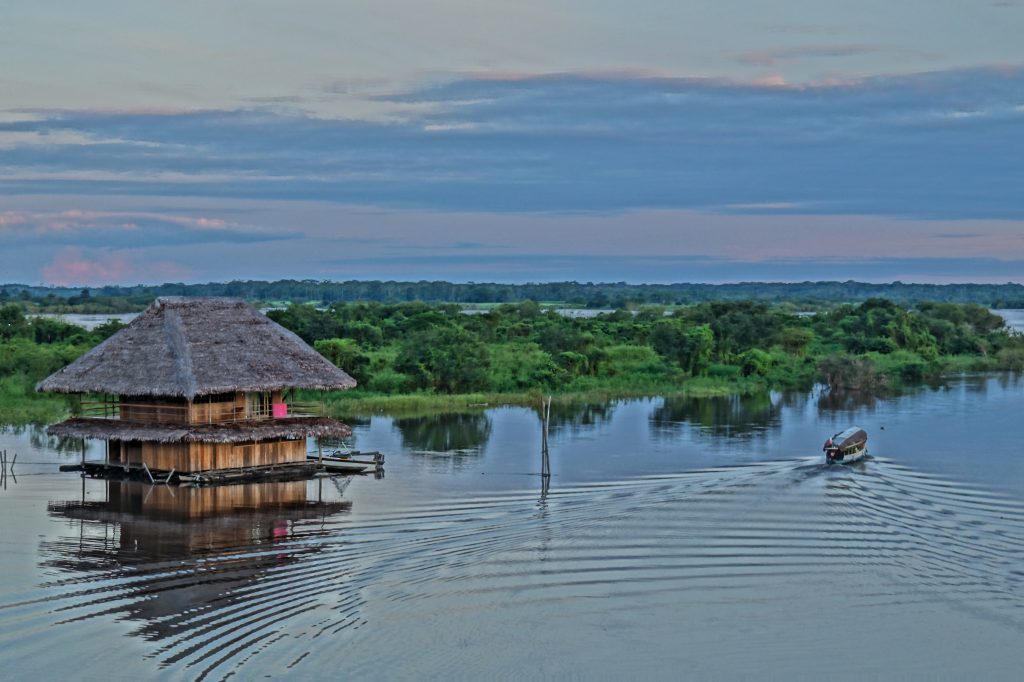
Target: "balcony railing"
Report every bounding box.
[78,399,323,424]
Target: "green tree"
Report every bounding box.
[777,326,815,356]
[488,342,559,391]
[650,319,714,375]
[394,327,491,393]
[314,338,370,384]
[739,348,772,377]
[0,304,29,340]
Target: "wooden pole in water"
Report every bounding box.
[541,396,551,479]
[318,439,323,465]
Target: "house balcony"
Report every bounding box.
[78,397,324,425]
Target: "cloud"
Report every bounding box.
[0,209,295,248]
[40,247,191,286]
[0,66,1022,220]
[736,44,884,67]
[724,202,807,212]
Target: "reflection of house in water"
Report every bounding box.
[44,480,353,659]
[37,297,356,476]
[50,480,351,556]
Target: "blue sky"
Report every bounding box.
[2,2,1023,285]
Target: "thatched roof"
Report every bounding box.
[37,297,356,399]
[47,416,352,444]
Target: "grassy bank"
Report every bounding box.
[315,375,778,418]
[0,376,71,424]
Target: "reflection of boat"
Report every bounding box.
[309,450,384,474]
[824,426,868,463]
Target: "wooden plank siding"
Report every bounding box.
[189,394,242,424]
[113,437,306,473]
[120,398,189,424]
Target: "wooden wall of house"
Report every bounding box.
[193,438,306,471]
[189,393,244,424]
[141,442,189,471]
[124,442,143,465]
[193,437,305,471]
[120,397,190,424]
[118,437,306,472]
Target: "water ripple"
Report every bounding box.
[1,458,1022,678]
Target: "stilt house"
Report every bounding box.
[37,297,356,475]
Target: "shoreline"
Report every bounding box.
[5,369,1021,426]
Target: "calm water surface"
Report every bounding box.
[2,376,1023,679]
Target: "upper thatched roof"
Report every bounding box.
[37,297,356,399]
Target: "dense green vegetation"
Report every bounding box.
[0,305,124,422]
[5,278,1024,312]
[268,299,1024,413]
[1,298,1021,423]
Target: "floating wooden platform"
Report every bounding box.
[60,450,384,486]
[309,451,384,475]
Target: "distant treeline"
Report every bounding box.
[3,279,1024,312]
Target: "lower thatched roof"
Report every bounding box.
[47,417,352,444]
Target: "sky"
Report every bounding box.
[2,1,1023,286]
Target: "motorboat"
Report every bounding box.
[823,426,867,464]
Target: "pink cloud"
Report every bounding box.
[41,247,191,286]
[0,212,31,227]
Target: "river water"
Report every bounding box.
[1,376,1023,679]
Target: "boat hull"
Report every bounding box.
[826,444,867,464]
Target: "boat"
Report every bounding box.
[823,426,867,464]
[307,450,384,474]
